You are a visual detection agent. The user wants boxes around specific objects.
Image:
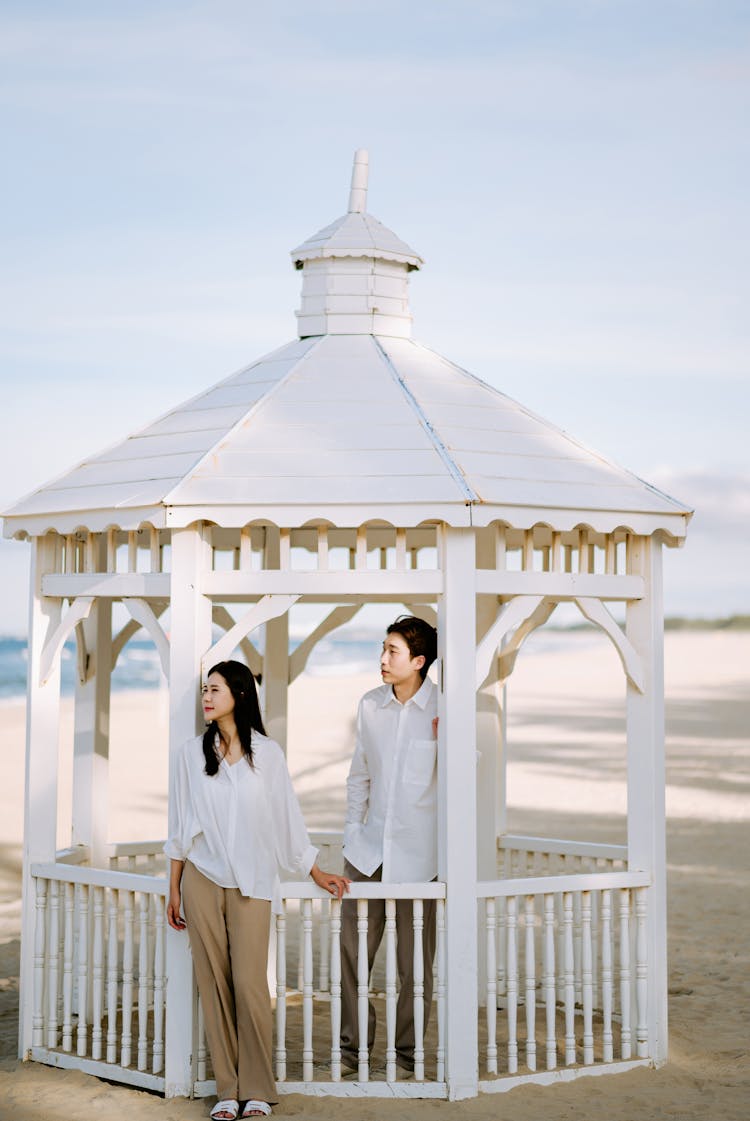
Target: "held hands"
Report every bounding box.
[310,863,351,900]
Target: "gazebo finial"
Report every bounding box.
[347,148,369,213]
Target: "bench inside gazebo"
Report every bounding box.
[4,151,691,1102]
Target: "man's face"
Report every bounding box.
[380,632,424,689]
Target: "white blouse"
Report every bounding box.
[164,733,318,905]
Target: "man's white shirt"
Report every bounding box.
[343,676,437,882]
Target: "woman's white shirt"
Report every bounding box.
[164,733,318,905]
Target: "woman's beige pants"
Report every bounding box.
[182,861,277,1105]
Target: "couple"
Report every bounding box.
[165,614,438,1120]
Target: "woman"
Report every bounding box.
[166,660,349,1120]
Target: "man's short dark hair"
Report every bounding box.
[386,615,438,681]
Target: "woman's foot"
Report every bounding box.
[240,1102,272,1118]
[210,1101,239,1121]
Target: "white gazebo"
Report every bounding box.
[4,150,691,1102]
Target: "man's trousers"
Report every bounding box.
[339,860,437,1071]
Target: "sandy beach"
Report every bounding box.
[0,629,747,1120]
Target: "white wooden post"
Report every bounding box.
[19,534,62,1059]
[475,534,502,1009]
[626,533,668,1066]
[165,525,212,1096]
[438,526,478,1099]
[475,532,502,877]
[263,528,290,749]
[72,536,112,865]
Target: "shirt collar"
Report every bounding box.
[380,675,434,710]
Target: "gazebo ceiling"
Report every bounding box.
[3,152,691,542]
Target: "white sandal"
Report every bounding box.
[241,1103,272,1118]
[211,1100,239,1120]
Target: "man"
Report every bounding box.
[340,614,438,1075]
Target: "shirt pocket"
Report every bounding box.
[403,738,437,786]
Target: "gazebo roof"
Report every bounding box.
[3,152,691,541]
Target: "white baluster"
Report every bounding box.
[275,907,287,1081]
[543,894,556,1070]
[76,883,89,1058]
[573,873,583,1005]
[556,891,565,1004]
[591,885,599,1011]
[356,898,369,1080]
[619,889,632,1060]
[302,898,314,1082]
[412,899,425,1082]
[91,886,104,1060]
[33,877,48,1049]
[384,898,397,1082]
[395,528,407,571]
[436,899,446,1084]
[197,997,207,1082]
[121,891,134,1067]
[106,889,119,1064]
[601,889,613,1062]
[506,896,518,1074]
[355,527,367,571]
[318,897,330,995]
[152,895,165,1073]
[137,892,149,1070]
[563,892,575,1065]
[524,895,536,1071]
[581,892,594,1065]
[46,880,60,1048]
[485,897,497,1074]
[329,900,342,1081]
[62,882,74,1052]
[635,888,648,1058]
[497,895,507,1000]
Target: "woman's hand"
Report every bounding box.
[167,886,186,931]
[310,863,351,900]
[167,861,187,932]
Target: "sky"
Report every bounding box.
[0,0,748,634]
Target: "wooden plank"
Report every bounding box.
[43,574,170,598]
[475,571,643,600]
[201,570,442,597]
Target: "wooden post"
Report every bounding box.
[438,526,478,1099]
[263,527,290,750]
[164,525,212,1097]
[19,534,62,1058]
[72,536,112,866]
[475,531,502,876]
[625,533,668,1066]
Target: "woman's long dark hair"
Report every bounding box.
[202,660,266,776]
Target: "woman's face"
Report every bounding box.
[202,672,236,723]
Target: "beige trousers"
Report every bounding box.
[181,861,277,1105]
[339,860,437,1070]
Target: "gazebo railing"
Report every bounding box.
[27,841,649,1098]
[477,870,651,1090]
[28,861,167,1092]
[193,881,448,1099]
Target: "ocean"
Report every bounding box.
[0,633,385,703]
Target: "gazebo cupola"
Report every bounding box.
[292,149,422,338]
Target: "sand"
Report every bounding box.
[0,629,747,1119]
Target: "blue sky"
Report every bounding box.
[1,1,748,633]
